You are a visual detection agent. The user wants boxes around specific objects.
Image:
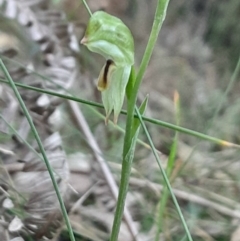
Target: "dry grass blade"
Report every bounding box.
[129,177,240,219]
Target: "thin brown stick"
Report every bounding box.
[129,177,240,219]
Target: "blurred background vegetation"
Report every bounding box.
[0,0,240,240]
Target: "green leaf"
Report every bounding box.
[126,66,136,100]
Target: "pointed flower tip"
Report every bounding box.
[174,90,179,104]
[80,37,88,44]
[104,112,119,125]
[105,111,112,125]
[113,115,119,125]
[105,117,109,126]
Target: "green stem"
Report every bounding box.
[206,54,240,132]
[0,114,43,160]
[0,78,238,148]
[133,0,170,94]
[81,0,92,16]
[110,71,137,241]
[155,186,170,240]
[0,59,76,241]
[155,95,179,241]
[110,0,170,240]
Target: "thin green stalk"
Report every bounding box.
[0,114,42,160]
[0,75,154,157]
[1,80,238,147]
[172,53,240,182]
[155,92,180,241]
[0,113,67,183]
[206,54,240,132]
[0,59,76,241]
[133,0,170,95]
[80,0,92,16]
[143,116,238,147]
[135,106,193,241]
[0,78,101,107]
[110,1,170,240]
[110,70,137,241]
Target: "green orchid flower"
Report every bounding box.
[81,11,134,124]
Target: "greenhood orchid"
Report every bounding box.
[81,11,134,124]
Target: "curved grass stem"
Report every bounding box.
[0,59,76,241]
[81,0,92,16]
[134,106,193,241]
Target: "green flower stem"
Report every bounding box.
[81,0,92,16]
[0,59,76,241]
[134,106,193,241]
[0,78,238,148]
[110,72,136,241]
[110,0,170,240]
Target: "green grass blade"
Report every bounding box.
[167,91,180,176]
[135,106,193,241]
[172,54,240,183]
[80,0,92,16]
[0,78,237,148]
[155,91,180,241]
[0,114,42,161]
[133,95,148,135]
[0,59,76,241]
[206,54,240,132]
[0,113,68,183]
[133,0,170,96]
